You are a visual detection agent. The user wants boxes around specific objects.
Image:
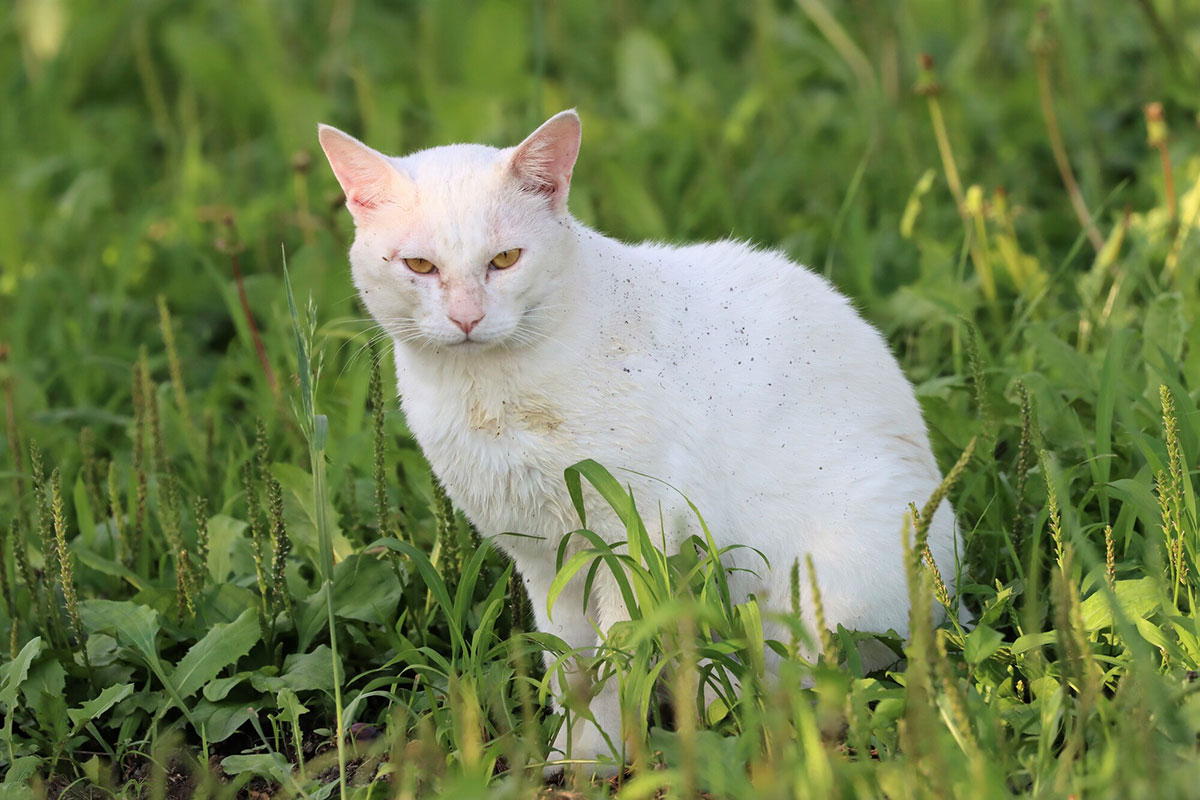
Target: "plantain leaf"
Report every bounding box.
[0,637,43,744]
[273,463,353,565]
[79,600,160,661]
[172,608,261,699]
[68,683,135,733]
[73,546,145,591]
[204,514,248,581]
[221,752,295,785]
[1080,577,1163,631]
[79,600,195,726]
[192,699,256,743]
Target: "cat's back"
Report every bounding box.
[586,233,941,499]
[603,236,915,412]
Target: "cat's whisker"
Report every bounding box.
[332,331,395,384]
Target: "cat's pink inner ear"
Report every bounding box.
[317,124,401,218]
[509,110,581,205]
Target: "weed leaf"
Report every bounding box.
[67,683,134,733]
[173,607,261,698]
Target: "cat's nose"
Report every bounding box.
[449,313,484,335]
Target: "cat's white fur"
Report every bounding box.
[318,110,959,774]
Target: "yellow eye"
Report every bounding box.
[403,257,437,275]
[490,249,521,269]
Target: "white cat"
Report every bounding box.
[318,110,959,775]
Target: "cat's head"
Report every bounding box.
[318,111,581,352]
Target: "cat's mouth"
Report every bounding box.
[441,335,493,351]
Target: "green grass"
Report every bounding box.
[3,0,1200,797]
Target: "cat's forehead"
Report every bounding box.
[384,144,535,243]
[395,143,507,188]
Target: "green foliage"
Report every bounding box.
[3,0,1200,797]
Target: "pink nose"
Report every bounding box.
[449,313,484,335]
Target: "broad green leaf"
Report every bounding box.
[192,699,256,743]
[201,582,259,624]
[1011,631,1057,654]
[273,463,353,565]
[21,659,66,736]
[172,608,261,698]
[1136,617,1186,661]
[67,683,134,733]
[737,599,766,675]
[963,623,1004,665]
[72,475,96,548]
[204,514,248,581]
[251,645,339,696]
[296,582,330,653]
[86,633,120,667]
[220,752,294,785]
[1080,577,1163,631]
[73,546,145,591]
[1107,478,1163,532]
[276,688,308,721]
[80,756,105,787]
[280,646,338,695]
[79,600,160,660]
[204,673,252,703]
[836,624,865,677]
[332,553,402,625]
[78,600,194,726]
[363,538,462,652]
[1,756,40,788]
[0,637,42,734]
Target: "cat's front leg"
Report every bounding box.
[545,649,625,779]
[520,560,627,778]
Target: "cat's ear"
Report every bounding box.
[508,110,581,210]
[317,124,408,221]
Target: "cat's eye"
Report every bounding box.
[403,257,437,275]
[490,249,522,270]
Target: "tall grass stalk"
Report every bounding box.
[283,250,347,800]
[243,461,272,630]
[916,54,997,304]
[156,295,195,447]
[50,468,88,666]
[130,352,150,573]
[1030,10,1104,253]
[11,519,43,643]
[221,217,279,398]
[1,520,15,656]
[369,350,392,541]
[1,343,23,519]
[1039,448,1066,570]
[1144,102,1177,224]
[1012,381,1036,561]
[805,554,834,663]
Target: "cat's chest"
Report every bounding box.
[399,376,583,532]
